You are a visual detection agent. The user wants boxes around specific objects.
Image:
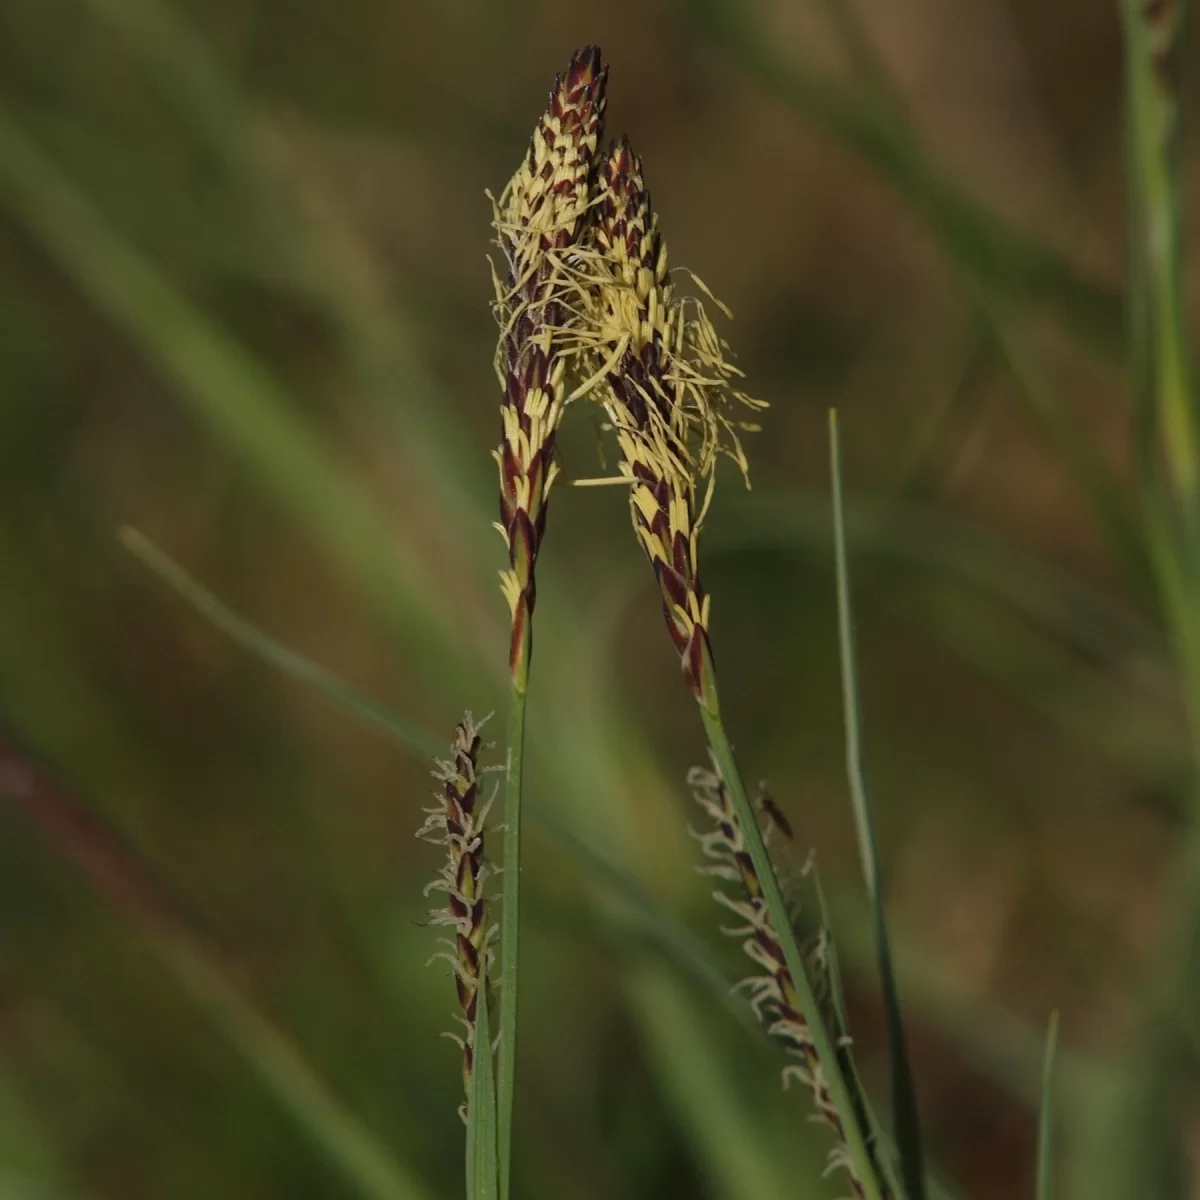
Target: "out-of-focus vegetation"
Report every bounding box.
[1,0,1198,1196]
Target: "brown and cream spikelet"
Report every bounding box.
[583,137,764,705]
[490,47,608,676]
[418,715,496,1112]
[689,762,883,1198]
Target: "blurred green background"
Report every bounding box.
[0,0,1194,1196]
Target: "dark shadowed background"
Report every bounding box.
[0,1,1195,1197]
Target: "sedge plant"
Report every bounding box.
[488,46,607,1198]
[458,44,919,1200]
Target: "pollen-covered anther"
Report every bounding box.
[575,136,764,699]
[490,48,609,667]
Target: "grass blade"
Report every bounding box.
[118,527,445,760]
[686,0,1123,354]
[110,519,1095,1197]
[1036,1012,1059,1200]
[0,106,474,691]
[120,518,726,1038]
[0,731,433,1200]
[467,957,499,1200]
[689,0,1145,582]
[1087,6,1200,1197]
[829,409,926,1200]
[1122,0,1200,514]
[496,674,527,1200]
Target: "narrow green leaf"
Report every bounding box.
[1089,5,1200,1197]
[496,677,527,1200]
[119,527,445,761]
[467,958,499,1200]
[688,0,1145,582]
[1121,0,1200,514]
[805,865,907,1199]
[1036,1011,1059,1200]
[709,489,1160,671]
[829,409,926,1200]
[118,519,738,1045]
[0,106,475,693]
[686,0,1123,353]
[0,735,432,1200]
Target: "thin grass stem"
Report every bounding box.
[119,527,445,760]
[830,410,926,1200]
[1035,1012,1059,1200]
[1094,4,1200,1194]
[496,661,528,1200]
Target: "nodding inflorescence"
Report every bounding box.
[419,714,497,1115]
[689,761,885,1198]
[587,138,715,702]
[576,135,766,704]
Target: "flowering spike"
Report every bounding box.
[688,761,886,1198]
[490,47,609,674]
[418,714,497,1115]
[580,138,763,703]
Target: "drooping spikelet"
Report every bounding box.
[419,715,496,1112]
[583,137,764,704]
[689,761,884,1198]
[490,47,608,675]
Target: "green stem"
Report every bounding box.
[1123,0,1200,518]
[696,699,888,1200]
[1099,3,1200,1194]
[497,643,529,1200]
[1035,1012,1059,1200]
[830,411,925,1200]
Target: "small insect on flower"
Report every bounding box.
[757,786,794,842]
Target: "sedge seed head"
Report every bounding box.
[580,136,766,496]
[419,714,497,1112]
[688,762,881,1198]
[490,48,609,672]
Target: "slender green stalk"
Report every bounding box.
[0,106,475,698]
[119,527,445,759]
[830,410,925,1200]
[583,129,887,1197]
[488,49,607,1196]
[688,0,1123,355]
[497,658,528,1199]
[1036,1012,1059,1200]
[468,950,499,1200]
[693,0,1147,588]
[1123,0,1200,514]
[697,700,888,1200]
[1096,5,1200,1195]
